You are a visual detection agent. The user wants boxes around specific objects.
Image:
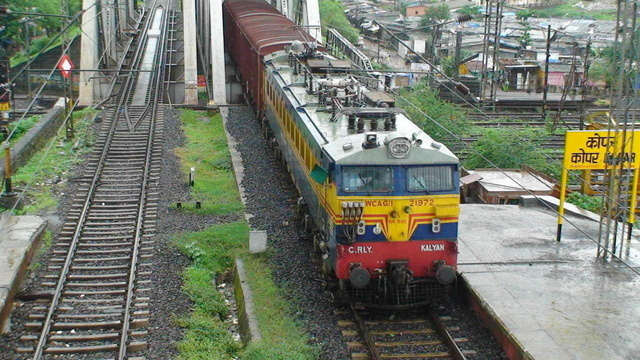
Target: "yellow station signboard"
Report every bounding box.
[564,130,640,170]
[0,102,9,111]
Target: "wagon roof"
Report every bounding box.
[224,0,318,55]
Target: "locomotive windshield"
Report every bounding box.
[407,166,455,192]
[342,166,392,193]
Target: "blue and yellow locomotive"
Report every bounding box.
[224,0,460,307]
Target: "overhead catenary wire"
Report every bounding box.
[0,98,81,230]
[385,84,640,276]
[307,10,640,273]
[319,17,637,215]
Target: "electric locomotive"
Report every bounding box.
[224,0,460,307]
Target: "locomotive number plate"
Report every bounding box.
[409,199,434,206]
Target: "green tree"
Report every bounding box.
[516,9,535,21]
[419,4,450,31]
[463,128,561,178]
[440,56,456,77]
[456,5,481,17]
[517,25,532,48]
[397,80,469,146]
[319,0,360,44]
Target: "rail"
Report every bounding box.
[23,4,173,359]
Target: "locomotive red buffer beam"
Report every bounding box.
[338,241,458,285]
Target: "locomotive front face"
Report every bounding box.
[259,47,460,307]
[324,130,460,294]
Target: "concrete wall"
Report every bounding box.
[0,102,64,180]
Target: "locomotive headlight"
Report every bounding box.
[387,137,411,158]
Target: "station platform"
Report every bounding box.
[458,202,640,360]
[0,215,47,332]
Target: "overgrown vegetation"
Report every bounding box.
[4,115,41,144]
[463,128,562,179]
[174,110,317,360]
[396,81,470,144]
[0,0,81,50]
[9,108,97,214]
[566,192,603,214]
[173,110,243,215]
[419,4,450,32]
[319,0,360,44]
[527,1,616,20]
[10,29,81,67]
[174,222,246,360]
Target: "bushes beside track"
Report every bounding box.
[174,110,317,360]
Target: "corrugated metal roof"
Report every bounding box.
[468,169,554,193]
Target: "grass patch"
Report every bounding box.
[174,110,243,215]
[10,108,97,215]
[4,116,41,144]
[28,230,54,272]
[174,109,317,359]
[532,1,616,20]
[174,222,318,360]
[241,254,319,360]
[174,222,248,360]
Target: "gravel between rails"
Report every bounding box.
[0,108,193,360]
[224,105,508,360]
[0,105,509,360]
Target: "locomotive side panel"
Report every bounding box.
[224,0,460,308]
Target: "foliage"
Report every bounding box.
[587,59,611,85]
[529,1,615,20]
[5,115,40,143]
[396,80,469,146]
[176,310,241,360]
[440,56,456,78]
[371,61,391,70]
[517,26,532,48]
[419,4,450,31]
[174,111,318,360]
[1,0,81,58]
[9,108,97,214]
[516,9,535,21]
[566,192,602,214]
[456,5,481,17]
[463,128,562,179]
[174,110,243,215]
[240,255,319,360]
[319,0,360,44]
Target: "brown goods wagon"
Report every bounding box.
[223,0,319,111]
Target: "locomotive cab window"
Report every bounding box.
[342,166,392,193]
[407,166,455,193]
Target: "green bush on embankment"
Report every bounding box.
[7,108,97,214]
[173,110,244,215]
[174,110,318,360]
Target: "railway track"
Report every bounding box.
[341,306,475,360]
[14,4,172,359]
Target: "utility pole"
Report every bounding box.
[22,19,32,98]
[481,0,503,110]
[542,25,552,121]
[598,0,639,260]
[61,0,73,139]
[454,31,462,81]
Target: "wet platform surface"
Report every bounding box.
[458,203,640,360]
[0,215,46,332]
